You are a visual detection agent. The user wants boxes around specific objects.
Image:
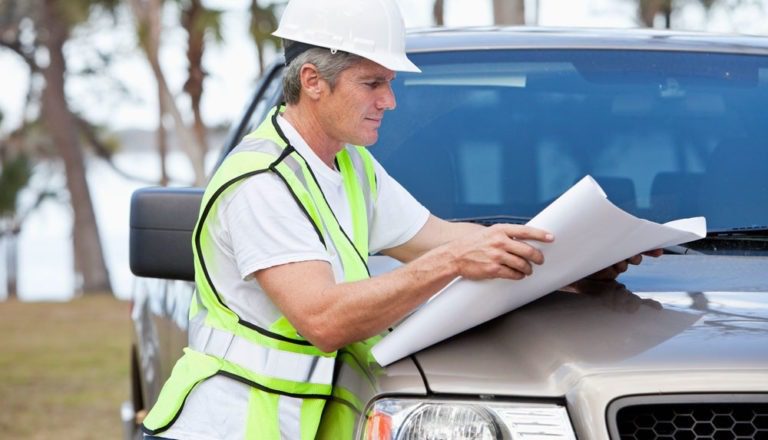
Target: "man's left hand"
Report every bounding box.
[586,249,664,281]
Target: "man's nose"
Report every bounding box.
[378,83,396,111]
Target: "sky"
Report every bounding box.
[1,0,768,135]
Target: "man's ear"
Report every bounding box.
[299,63,325,100]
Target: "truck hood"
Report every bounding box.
[409,255,768,396]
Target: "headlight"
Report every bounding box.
[362,398,576,440]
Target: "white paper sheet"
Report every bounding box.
[371,175,707,366]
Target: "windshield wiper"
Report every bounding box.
[449,215,532,226]
[670,226,768,255]
[706,226,768,238]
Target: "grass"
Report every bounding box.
[0,294,131,439]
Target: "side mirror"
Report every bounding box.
[129,187,204,281]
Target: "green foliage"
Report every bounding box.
[196,7,224,43]
[250,0,280,48]
[0,154,31,217]
[53,0,120,30]
[173,0,225,43]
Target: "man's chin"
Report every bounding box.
[352,133,378,147]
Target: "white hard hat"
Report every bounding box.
[273,0,421,73]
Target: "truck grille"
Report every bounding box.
[615,402,768,440]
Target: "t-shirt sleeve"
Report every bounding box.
[368,156,430,254]
[219,173,331,280]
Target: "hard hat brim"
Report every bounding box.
[274,31,422,73]
[371,52,422,73]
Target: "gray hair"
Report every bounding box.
[282,40,364,105]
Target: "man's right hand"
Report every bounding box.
[446,224,554,281]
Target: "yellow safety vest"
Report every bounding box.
[143,106,378,439]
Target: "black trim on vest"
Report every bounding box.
[271,162,327,250]
[217,371,332,400]
[194,168,315,346]
[326,394,363,416]
[140,373,216,435]
[268,108,326,247]
[195,169,269,311]
[301,160,372,277]
[270,107,371,276]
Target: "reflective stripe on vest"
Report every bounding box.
[142,106,377,436]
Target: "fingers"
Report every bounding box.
[497,248,534,276]
[587,266,620,281]
[493,264,528,280]
[497,235,546,266]
[454,224,553,281]
[492,224,552,266]
[495,226,551,273]
[643,248,664,258]
[494,224,554,244]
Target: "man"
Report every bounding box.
[142,1,655,438]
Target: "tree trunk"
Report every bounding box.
[493,0,525,25]
[639,0,673,28]
[128,0,207,186]
[182,0,209,157]
[256,40,266,75]
[157,93,169,187]
[40,0,111,294]
[433,0,444,26]
[5,225,19,299]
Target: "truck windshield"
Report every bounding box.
[372,49,768,233]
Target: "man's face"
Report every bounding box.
[318,58,397,147]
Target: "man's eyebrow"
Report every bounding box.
[359,74,396,82]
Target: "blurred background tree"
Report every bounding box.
[0,0,120,295]
[127,0,282,186]
[127,0,210,186]
[433,0,532,25]
[0,110,31,299]
[0,0,284,299]
[179,0,223,179]
[249,0,281,73]
[0,119,60,299]
[493,0,526,24]
[634,0,760,28]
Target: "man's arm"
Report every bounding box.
[382,215,485,262]
[254,222,553,353]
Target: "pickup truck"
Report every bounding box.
[125,27,768,440]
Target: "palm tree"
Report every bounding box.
[249,0,281,75]
[636,0,724,28]
[493,0,525,25]
[0,0,115,294]
[433,0,445,25]
[179,0,223,167]
[0,110,32,299]
[432,0,527,26]
[127,0,208,185]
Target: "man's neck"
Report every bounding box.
[282,105,342,169]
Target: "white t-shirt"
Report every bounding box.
[159,115,429,440]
